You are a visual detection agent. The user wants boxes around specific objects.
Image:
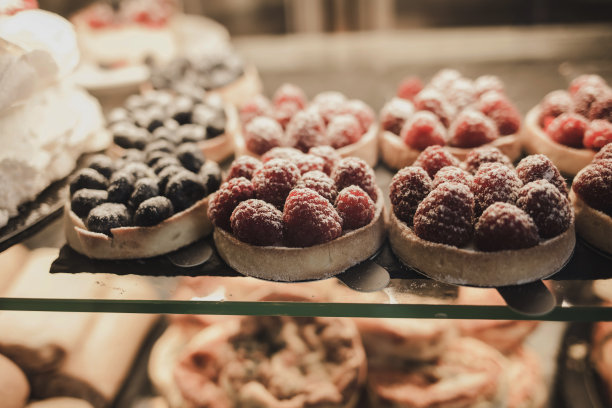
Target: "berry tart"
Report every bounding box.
[388,145,575,287]
[64,143,222,259]
[524,74,612,175]
[380,69,522,170]
[569,144,612,254]
[107,89,237,163]
[208,154,386,281]
[233,84,379,167]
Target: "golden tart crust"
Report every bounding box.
[388,211,576,287]
[378,129,522,170]
[570,190,612,254]
[523,106,595,176]
[213,188,386,282]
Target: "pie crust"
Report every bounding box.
[388,211,576,287]
[214,188,386,281]
[210,65,263,108]
[233,121,380,168]
[523,106,595,176]
[64,196,212,259]
[378,129,522,170]
[570,190,612,254]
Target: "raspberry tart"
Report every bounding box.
[209,155,386,281]
[64,142,222,259]
[233,84,379,167]
[524,74,612,175]
[380,69,522,170]
[388,145,575,287]
[569,144,612,254]
[107,89,237,163]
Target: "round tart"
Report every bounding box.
[379,70,523,170]
[388,146,576,287]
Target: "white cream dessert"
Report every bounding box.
[0,8,108,228]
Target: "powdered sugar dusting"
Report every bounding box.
[516,180,572,238]
[472,162,522,214]
[474,202,539,251]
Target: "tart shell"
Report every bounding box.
[570,190,612,254]
[523,106,595,176]
[64,196,212,260]
[233,121,380,168]
[213,188,386,282]
[379,129,522,170]
[210,65,263,108]
[388,211,576,287]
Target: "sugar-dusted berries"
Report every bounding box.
[335,186,376,230]
[389,166,433,224]
[474,202,539,252]
[516,180,572,238]
[230,199,284,246]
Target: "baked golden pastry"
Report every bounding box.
[0,353,29,408]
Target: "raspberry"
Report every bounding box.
[572,161,612,213]
[433,166,473,188]
[312,91,347,124]
[296,170,338,203]
[251,159,301,209]
[239,95,271,125]
[414,182,474,247]
[340,99,375,133]
[207,177,254,231]
[589,89,612,121]
[273,83,307,109]
[413,145,461,178]
[331,157,378,201]
[569,74,607,95]
[445,77,477,111]
[594,143,612,162]
[230,199,284,246]
[573,85,605,117]
[335,186,376,230]
[414,88,455,127]
[294,154,326,175]
[449,110,499,148]
[546,113,588,148]
[261,147,304,163]
[538,90,573,127]
[397,76,424,101]
[389,166,433,224]
[474,203,539,252]
[286,109,327,152]
[463,146,514,175]
[584,120,612,150]
[308,145,340,175]
[472,162,522,214]
[400,111,447,150]
[516,180,572,239]
[515,154,568,196]
[283,188,342,247]
[226,156,263,181]
[273,101,301,129]
[380,97,414,135]
[430,69,462,90]
[474,75,505,97]
[478,91,521,135]
[244,116,284,155]
[327,114,362,148]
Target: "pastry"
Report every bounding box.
[0,353,29,408]
[234,85,378,167]
[523,74,611,175]
[0,7,109,229]
[108,89,238,163]
[367,337,508,408]
[65,137,222,259]
[569,144,612,254]
[380,69,522,170]
[388,145,575,286]
[506,347,547,408]
[592,321,612,405]
[25,398,94,408]
[208,155,386,281]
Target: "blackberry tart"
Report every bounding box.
[524,74,612,175]
[379,70,522,170]
[64,144,222,259]
[233,84,379,167]
[388,145,575,287]
[108,89,237,163]
[208,154,386,281]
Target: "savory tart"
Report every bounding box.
[388,146,575,287]
[379,69,522,170]
[233,85,379,167]
[65,141,222,259]
[569,144,612,254]
[208,154,386,281]
[523,74,611,175]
